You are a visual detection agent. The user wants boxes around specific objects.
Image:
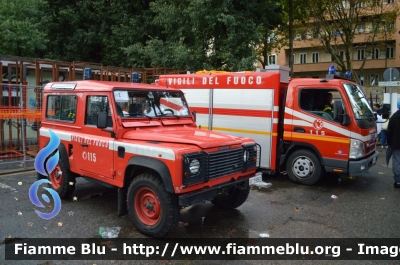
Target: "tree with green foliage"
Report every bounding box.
[124,0,283,71]
[41,1,154,67]
[0,0,48,57]
[1,0,285,72]
[253,1,284,69]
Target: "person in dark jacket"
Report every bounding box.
[387,101,400,188]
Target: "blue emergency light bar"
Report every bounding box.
[325,65,353,81]
[84,68,92,80]
[131,72,141,83]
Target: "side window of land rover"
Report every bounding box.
[299,88,342,122]
[46,95,77,122]
[85,96,113,127]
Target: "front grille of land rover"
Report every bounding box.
[205,148,243,180]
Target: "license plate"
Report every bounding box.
[372,157,377,164]
[249,173,262,185]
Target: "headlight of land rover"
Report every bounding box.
[182,152,205,185]
[349,139,364,159]
[189,159,200,174]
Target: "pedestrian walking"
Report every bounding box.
[387,101,400,188]
[381,115,389,148]
[376,113,382,143]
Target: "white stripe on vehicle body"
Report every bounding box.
[109,141,175,161]
[39,128,176,161]
[285,107,372,142]
[39,128,72,141]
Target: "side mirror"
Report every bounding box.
[342,114,351,126]
[333,100,350,126]
[97,112,107,129]
[192,111,196,122]
[333,100,343,122]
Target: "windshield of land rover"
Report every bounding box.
[344,83,374,120]
[113,90,190,118]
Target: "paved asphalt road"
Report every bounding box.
[0,149,399,265]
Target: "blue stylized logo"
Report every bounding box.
[29,179,62,220]
[30,129,62,219]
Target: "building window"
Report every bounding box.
[360,76,364,86]
[340,51,345,61]
[300,53,307,64]
[268,54,277,65]
[357,24,365,33]
[387,0,394,4]
[312,52,319,63]
[357,49,365,60]
[331,51,344,62]
[386,47,394,58]
[372,48,380,59]
[370,75,379,86]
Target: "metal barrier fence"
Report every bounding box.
[0,84,43,171]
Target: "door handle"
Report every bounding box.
[294,126,305,133]
[80,143,88,147]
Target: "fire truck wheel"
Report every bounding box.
[286,150,322,185]
[211,182,250,209]
[127,172,180,238]
[47,158,76,199]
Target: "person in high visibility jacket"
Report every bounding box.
[322,93,334,118]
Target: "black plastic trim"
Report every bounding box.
[127,156,174,193]
[182,152,206,185]
[178,173,253,206]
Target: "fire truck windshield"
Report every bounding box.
[113,89,190,118]
[343,83,374,120]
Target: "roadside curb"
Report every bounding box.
[0,167,36,176]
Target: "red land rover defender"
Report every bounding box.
[38,80,261,237]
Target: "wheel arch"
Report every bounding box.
[58,143,70,169]
[37,141,70,180]
[124,156,174,193]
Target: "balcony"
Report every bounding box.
[293,58,396,73]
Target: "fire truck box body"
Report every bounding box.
[39,80,260,238]
[158,67,378,185]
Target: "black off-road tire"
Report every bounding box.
[127,172,180,238]
[47,154,76,199]
[286,149,322,185]
[37,172,47,180]
[211,181,250,209]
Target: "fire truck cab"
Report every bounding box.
[158,65,379,185]
[38,80,260,237]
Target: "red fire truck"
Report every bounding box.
[158,65,379,185]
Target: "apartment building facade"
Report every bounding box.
[270,0,400,103]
